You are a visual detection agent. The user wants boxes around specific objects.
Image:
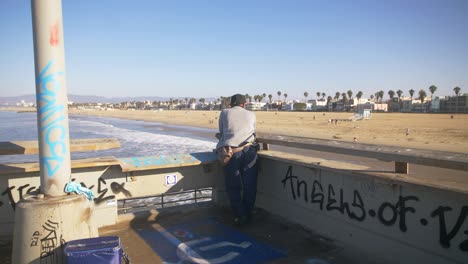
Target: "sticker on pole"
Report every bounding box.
[165,174,177,186]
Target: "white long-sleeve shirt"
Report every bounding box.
[216,106,256,149]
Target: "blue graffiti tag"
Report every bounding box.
[37,60,67,177]
[120,154,199,168]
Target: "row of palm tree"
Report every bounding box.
[305,86,461,106]
[239,86,462,112]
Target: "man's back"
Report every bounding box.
[216,106,256,149]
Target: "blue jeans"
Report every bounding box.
[224,146,258,220]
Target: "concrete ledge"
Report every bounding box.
[0,157,120,175]
[257,135,468,171]
[259,150,468,195]
[118,152,218,172]
[0,138,121,155]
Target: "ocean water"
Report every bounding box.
[0,111,218,164]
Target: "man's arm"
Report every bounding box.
[216,110,225,139]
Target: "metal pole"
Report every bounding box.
[31,0,71,196]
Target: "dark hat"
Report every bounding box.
[230,94,246,106]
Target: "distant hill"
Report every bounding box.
[0,94,217,105]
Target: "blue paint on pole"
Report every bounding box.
[137,218,286,263]
[37,59,68,177]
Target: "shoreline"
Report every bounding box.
[2,107,467,153]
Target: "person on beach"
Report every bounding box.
[216,94,258,225]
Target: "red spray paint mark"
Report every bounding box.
[50,24,59,47]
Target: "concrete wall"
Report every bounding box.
[0,159,224,237]
[1,151,467,263]
[256,154,468,264]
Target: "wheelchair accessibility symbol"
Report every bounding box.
[138,218,285,264]
[177,237,252,264]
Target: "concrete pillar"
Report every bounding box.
[12,195,97,263]
[12,1,97,262]
[32,0,71,196]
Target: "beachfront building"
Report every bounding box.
[356,102,373,112]
[245,102,266,111]
[282,102,294,111]
[308,99,328,111]
[16,100,34,107]
[373,103,388,112]
[355,101,388,112]
[346,98,370,111]
[440,94,468,113]
[430,96,442,112]
[401,98,419,112]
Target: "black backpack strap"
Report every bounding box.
[122,250,131,264]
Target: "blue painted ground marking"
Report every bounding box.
[137,218,286,264]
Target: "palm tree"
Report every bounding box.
[341,93,348,111]
[321,92,326,99]
[283,93,288,103]
[396,90,403,100]
[409,89,415,101]
[409,89,415,111]
[262,93,267,102]
[277,91,281,101]
[418,90,427,112]
[429,85,437,112]
[388,90,395,112]
[304,92,309,103]
[378,90,384,103]
[316,92,321,99]
[184,97,188,109]
[396,90,403,111]
[356,91,363,104]
[268,94,273,104]
[388,90,395,100]
[341,93,347,100]
[334,92,340,100]
[347,90,353,99]
[454,86,461,113]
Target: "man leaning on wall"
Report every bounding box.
[216,94,258,225]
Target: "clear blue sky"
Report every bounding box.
[0,0,467,100]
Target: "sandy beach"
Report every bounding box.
[2,107,467,153]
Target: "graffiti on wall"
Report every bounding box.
[280,166,468,252]
[78,177,132,205]
[0,177,131,210]
[29,219,66,263]
[1,184,39,210]
[37,59,67,178]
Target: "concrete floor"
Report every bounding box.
[97,203,379,264]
